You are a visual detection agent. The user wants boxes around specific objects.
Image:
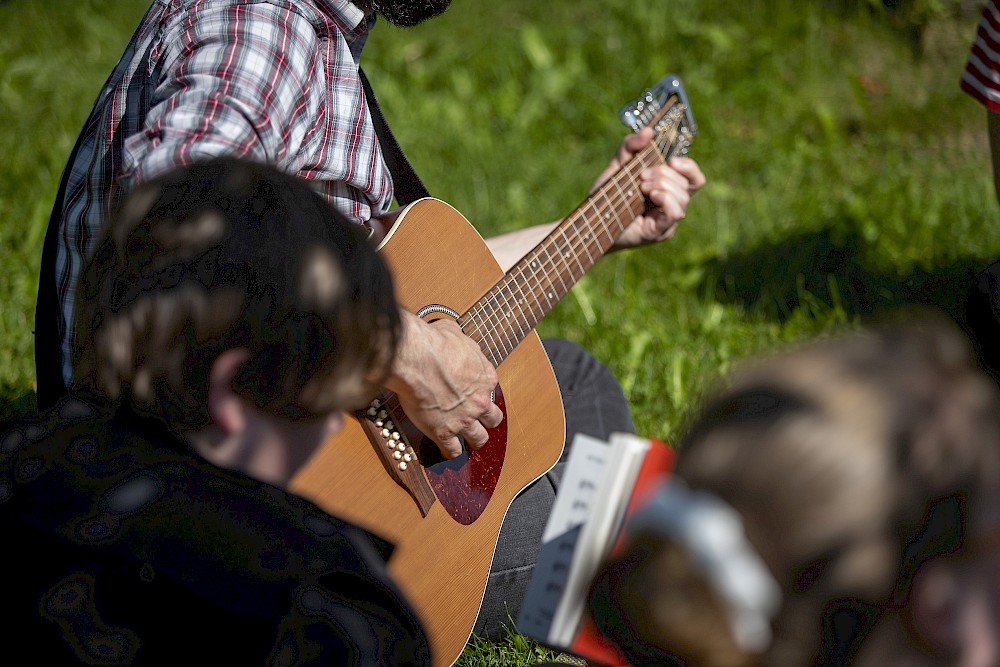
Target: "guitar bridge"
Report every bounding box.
[360,397,436,516]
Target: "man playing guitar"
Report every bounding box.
[35,0,705,660]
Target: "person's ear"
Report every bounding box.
[909,559,962,655]
[206,349,253,436]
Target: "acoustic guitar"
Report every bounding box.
[290,74,697,666]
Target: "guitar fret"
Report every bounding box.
[483,308,509,363]
[599,190,620,237]
[610,177,628,229]
[494,295,516,357]
[538,239,569,302]
[471,305,505,366]
[522,250,554,314]
[492,281,528,343]
[506,271,538,333]
[560,214,599,280]
[576,221,597,265]
[478,297,510,361]
[504,281,531,340]
[547,229,578,289]
[480,288,517,350]
[527,249,556,311]
[561,226,587,280]
[460,313,490,365]
[583,198,614,251]
[485,292,515,357]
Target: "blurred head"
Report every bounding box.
[591,318,1000,666]
[72,158,400,443]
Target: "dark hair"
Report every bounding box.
[73,158,400,430]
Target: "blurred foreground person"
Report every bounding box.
[591,318,1000,666]
[1,159,430,665]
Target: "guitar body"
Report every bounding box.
[290,198,566,666]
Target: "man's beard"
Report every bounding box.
[355,0,452,27]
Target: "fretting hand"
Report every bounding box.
[591,126,706,249]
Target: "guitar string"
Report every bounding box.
[493,138,662,296]
[488,148,651,325]
[465,119,678,350]
[460,133,678,361]
[460,112,687,362]
[460,140,670,362]
[470,148,649,359]
[508,116,684,308]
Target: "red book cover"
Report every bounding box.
[562,438,675,666]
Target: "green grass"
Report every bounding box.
[0,0,996,664]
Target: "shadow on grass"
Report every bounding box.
[703,225,988,327]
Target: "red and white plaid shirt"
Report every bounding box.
[963,0,1000,113]
[52,0,393,384]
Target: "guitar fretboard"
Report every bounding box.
[460,107,691,367]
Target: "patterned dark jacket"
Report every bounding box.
[0,396,430,665]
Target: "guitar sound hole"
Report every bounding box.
[417,437,449,467]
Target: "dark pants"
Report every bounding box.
[473,337,635,638]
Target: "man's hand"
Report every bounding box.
[591,126,706,249]
[385,311,504,459]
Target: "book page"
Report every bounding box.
[549,432,650,645]
[518,433,612,641]
[518,432,650,646]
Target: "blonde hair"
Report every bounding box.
[592,318,1000,666]
[72,159,400,431]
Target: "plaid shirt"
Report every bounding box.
[51,0,392,384]
[963,0,1000,113]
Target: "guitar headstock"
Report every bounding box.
[618,74,696,162]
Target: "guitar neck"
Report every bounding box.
[460,142,667,367]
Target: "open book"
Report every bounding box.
[517,432,675,666]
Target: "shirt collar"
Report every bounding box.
[313,0,377,57]
[315,0,369,32]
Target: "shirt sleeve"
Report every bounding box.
[119,3,322,189]
[963,0,1000,113]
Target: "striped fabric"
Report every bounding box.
[51,0,393,385]
[963,0,1000,113]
